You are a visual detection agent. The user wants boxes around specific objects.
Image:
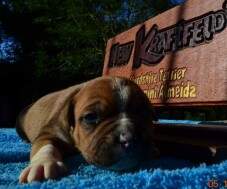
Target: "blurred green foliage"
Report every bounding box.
[9,0,171,82]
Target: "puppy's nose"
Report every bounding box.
[119,132,133,149]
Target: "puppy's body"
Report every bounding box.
[17,76,157,183]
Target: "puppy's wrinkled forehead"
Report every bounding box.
[75,77,136,112]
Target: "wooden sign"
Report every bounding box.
[103,0,227,106]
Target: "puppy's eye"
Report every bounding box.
[81,112,100,126]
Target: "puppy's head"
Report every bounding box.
[71,76,156,168]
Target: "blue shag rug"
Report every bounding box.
[1,122,227,189]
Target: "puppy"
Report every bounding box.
[17,76,157,183]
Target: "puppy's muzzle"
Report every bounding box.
[119,130,133,149]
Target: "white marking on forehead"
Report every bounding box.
[113,78,130,111]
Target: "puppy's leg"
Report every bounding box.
[19,136,67,183]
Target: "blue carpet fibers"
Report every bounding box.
[0,124,227,189]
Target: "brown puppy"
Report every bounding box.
[17,76,157,183]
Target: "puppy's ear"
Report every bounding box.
[17,82,86,143]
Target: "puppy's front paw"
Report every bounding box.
[19,159,67,183]
[19,144,67,183]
